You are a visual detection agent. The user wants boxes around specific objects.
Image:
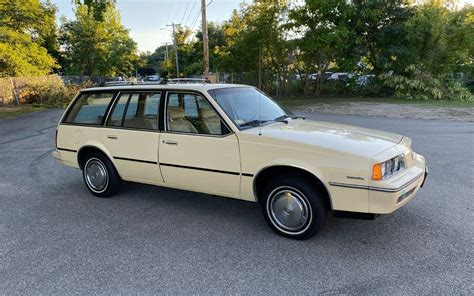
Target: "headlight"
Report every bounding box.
[372,154,405,180]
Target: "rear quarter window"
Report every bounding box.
[64,92,116,125]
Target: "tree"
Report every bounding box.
[74,0,116,21]
[0,0,58,76]
[193,22,227,74]
[350,0,412,74]
[403,2,474,76]
[220,2,288,92]
[61,4,139,76]
[288,0,354,95]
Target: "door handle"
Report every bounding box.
[107,135,118,140]
[163,140,178,145]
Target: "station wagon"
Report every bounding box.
[52,82,428,239]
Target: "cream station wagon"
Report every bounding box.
[52,82,428,239]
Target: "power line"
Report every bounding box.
[172,0,183,23]
[189,9,201,31]
[183,0,198,27]
[180,0,191,25]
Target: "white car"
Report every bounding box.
[52,83,427,239]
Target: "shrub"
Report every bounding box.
[382,65,473,101]
[0,75,91,107]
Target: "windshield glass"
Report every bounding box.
[209,87,291,130]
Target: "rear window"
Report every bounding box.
[64,92,116,125]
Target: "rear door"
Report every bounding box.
[159,91,241,197]
[100,91,163,184]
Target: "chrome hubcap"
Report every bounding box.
[85,159,108,192]
[268,188,310,232]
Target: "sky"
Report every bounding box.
[51,0,245,53]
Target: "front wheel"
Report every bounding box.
[83,153,121,198]
[260,176,327,240]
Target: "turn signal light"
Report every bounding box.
[372,163,382,180]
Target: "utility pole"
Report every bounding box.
[201,0,209,78]
[162,42,170,77]
[166,23,180,78]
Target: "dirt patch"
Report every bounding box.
[295,102,474,122]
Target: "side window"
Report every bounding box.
[166,92,229,135]
[106,92,160,130]
[107,94,128,127]
[64,92,115,125]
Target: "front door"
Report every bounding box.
[100,91,163,185]
[159,91,241,197]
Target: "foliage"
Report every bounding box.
[287,0,354,95]
[60,4,139,76]
[0,75,91,107]
[0,0,59,76]
[382,65,473,101]
[403,2,474,76]
[350,0,412,74]
[74,0,116,21]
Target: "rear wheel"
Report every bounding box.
[82,153,121,198]
[260,176,327,240]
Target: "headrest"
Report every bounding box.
[168,106,185,119]
[201,108,217,118]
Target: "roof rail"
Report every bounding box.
[98,78,211,87]
[99,81,147,87]
[162,78,211,84]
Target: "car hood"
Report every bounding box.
[250,119,403,158]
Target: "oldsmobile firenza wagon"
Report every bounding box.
[52,81,428,239]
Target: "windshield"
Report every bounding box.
[209,87,291,130]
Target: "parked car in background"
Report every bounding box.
[144,75,160,81]
[328,72,356,82]
[309,72,333,81]
[356,74,376,86]
[52,82,428,240]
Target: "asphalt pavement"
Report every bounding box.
[0,109,473,294]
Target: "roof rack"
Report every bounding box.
[100,81,147,87]
[162,78,211,84]
[98,77,211,87]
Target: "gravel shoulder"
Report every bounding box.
[292,101,474,122]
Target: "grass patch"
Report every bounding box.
[0,105,45,120]
[275,96,474,109]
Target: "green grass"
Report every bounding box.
[0,106,45,120]
[274,96,474,109]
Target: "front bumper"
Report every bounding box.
[368,165,427,214]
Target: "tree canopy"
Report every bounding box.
[0,0,58,76]
[60,3,139,76]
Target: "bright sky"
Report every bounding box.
[51,0,245,53]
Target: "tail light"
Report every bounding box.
[55,129,58,149]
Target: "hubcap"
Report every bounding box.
[85,159,108,192]
[268,188,310,233]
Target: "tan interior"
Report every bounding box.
[168,106,198,133]
[199,108,221,134]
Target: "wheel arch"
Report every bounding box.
[252,165,333,210]
[77,145,120,177]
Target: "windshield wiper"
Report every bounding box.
[291,115,305,120]
[240,119,264,128]
[273,114,290,124]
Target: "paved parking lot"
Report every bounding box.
[1,109,473,294]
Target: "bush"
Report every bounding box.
[382,65,473,101]
[0,75,91,107]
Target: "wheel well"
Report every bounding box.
[254,166,332,210]
[77,146,109,170]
